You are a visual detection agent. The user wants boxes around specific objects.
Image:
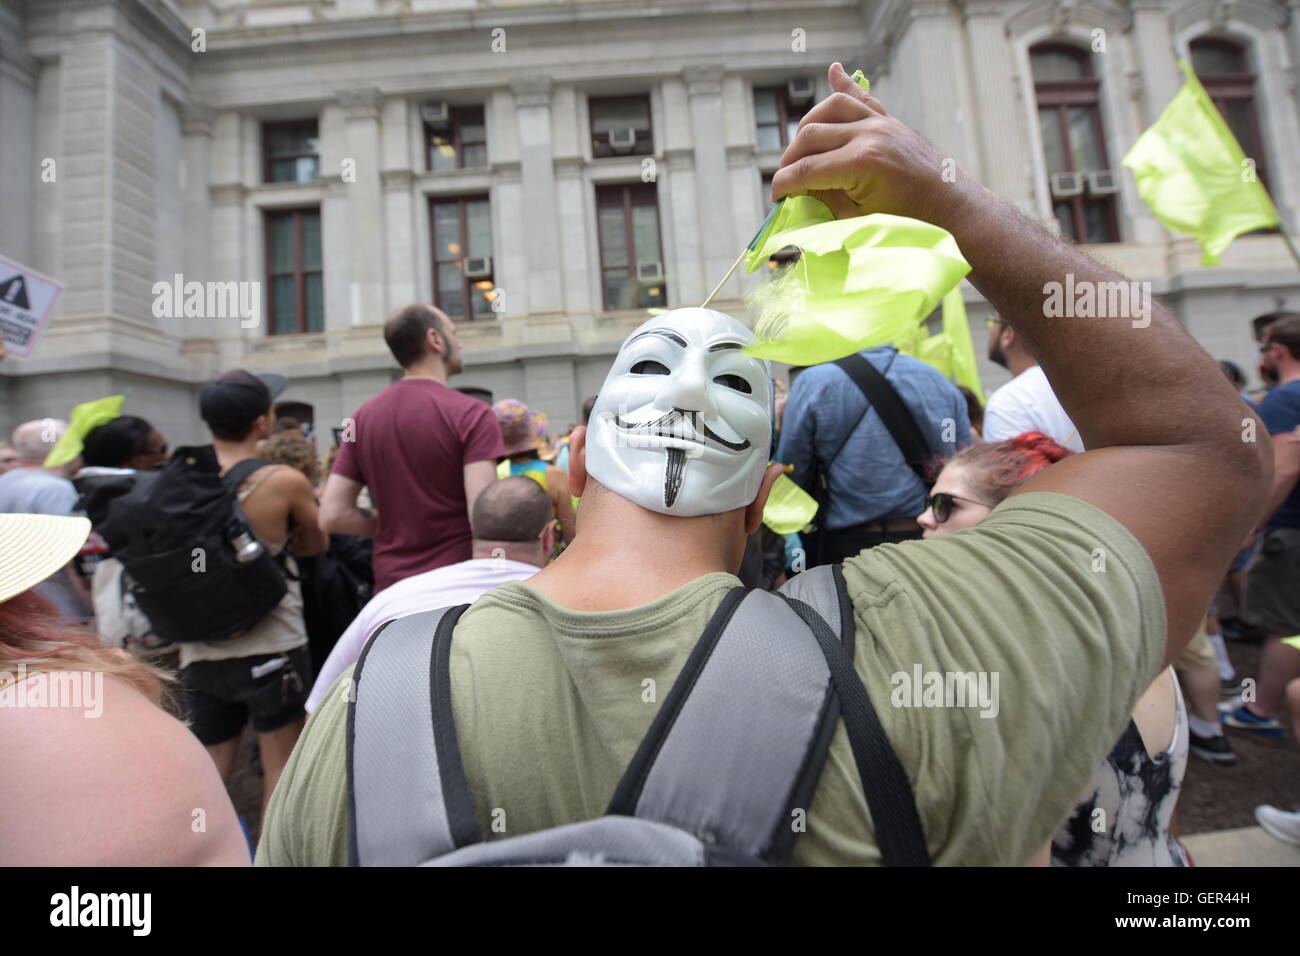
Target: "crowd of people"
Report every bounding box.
[2,62,1298,866]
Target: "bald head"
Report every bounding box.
[472,476,552,539]
[11,419,68,466]
[470,476,556,568]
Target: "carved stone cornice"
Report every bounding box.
[684,65,724,97]
[511,75,553,108]
[209,182,248,206]
[337,87,382,121]
[181,103,215,138]
[380,168,414,191]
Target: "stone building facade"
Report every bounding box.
[1,0,1297,445]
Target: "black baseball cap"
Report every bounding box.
[199,369,288,432]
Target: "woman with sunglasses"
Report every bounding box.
[918,431,1191,867]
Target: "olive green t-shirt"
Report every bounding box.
[257,492,1164,866]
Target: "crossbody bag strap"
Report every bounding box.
[833,353,933,486]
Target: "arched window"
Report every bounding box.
[1031,43,1119,243]
[1191,37,1269,192]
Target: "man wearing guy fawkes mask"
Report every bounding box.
[584,309,773,516]
[263,63,1255,867]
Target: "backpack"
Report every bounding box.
[85,445,288,644]
[299,534,373,675]
[345,565,930,866]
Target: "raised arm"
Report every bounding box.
[772,63,1272,662]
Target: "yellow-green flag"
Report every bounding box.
[44,395,126,468]
[1122,59,1279,266]
[916,287,984,402]
[742,204,971,366]
[762,473,818,534]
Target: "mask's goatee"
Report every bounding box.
[664,447,686,508]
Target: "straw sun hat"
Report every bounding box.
[0,513,92,605]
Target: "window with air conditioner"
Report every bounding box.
[590,96,653,158]
[426,105,487,171]
[1031,43,1118,243]
[431,196,497,319]
[597,183,666,310]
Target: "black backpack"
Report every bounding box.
[83,445,288,644]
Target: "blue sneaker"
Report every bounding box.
[1223,705,1284,737]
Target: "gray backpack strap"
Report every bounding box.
[607,584,844,864]
[347,604,476,866]
[779,564,851,641]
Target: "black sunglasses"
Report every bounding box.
[925,491,991,524]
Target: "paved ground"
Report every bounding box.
[1177,638,1299,836]
[1181,826,1300,866]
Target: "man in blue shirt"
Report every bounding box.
[1227,315,1300,738]
[778,345,971,565]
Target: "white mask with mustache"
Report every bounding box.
[586,308,772,516]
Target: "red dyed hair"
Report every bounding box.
[0,590,172,707]
[949,431,1075,506]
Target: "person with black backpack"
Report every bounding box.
[178,369,327,817]
[257,64,1270,867]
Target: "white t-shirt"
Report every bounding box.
[983,365,1084,452]
[306,557,540,713]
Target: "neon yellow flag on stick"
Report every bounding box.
[916,287,984,402]
[1122,59,1279,266]
[44,395,126,468]
[741,202,970,367]
[762,473,819,534]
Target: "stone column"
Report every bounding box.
[180,104,214,287]
[0,19,37,263]
[380,97,416,312]
[685,65,737,302]
[960,1,1033,205]
[338,88,385,326]
[511,76,563,315]
[1130,0,1180,128]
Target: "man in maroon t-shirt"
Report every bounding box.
[320,304,504,592]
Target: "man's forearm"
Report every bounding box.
[320,505,376,538]
[936,177,1253,453]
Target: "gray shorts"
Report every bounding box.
[1244,527,1300,636]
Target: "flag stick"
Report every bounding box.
[700,249,746,308]
[701,199,785,308]
[1279,225,1300,271]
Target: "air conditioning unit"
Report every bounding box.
[1050,171,1085,198]
[1087,169,1120,195]
[421,100,451,127]
[786,76,815,104]
[464,256,493,279]
[636,261,663,284]
[608,128,637,153]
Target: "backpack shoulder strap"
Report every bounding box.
[606,585,842,865]
[779,566,932,866]
[222,457,271,495]
[834,353,933,486]
[347,603,476,866]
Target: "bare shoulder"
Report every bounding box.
[260,464,313,495]
[0,674,250,866]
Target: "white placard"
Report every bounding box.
[0,254,62,358]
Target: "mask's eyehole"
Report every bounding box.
[713,374,752,393]
[631,360,670,375]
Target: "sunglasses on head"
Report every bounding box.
[925,491,992,524]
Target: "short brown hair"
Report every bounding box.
[384,304,447,368]
[1264,315,1300,361]
[1253,311,1299,343]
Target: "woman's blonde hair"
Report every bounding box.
[0,590,174,709]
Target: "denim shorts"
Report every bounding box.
[180,645,312,745]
